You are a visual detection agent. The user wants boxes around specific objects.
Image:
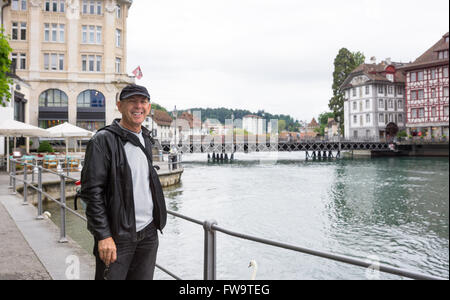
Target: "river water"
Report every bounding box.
[43,153,449,280]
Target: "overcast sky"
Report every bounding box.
[127,0,449,122]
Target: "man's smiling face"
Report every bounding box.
[117,95,151,131]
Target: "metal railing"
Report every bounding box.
[7,158,446,280]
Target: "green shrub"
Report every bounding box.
[37,141,54,153]
[397,130,407,138]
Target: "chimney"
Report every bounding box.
[370,56,376,64]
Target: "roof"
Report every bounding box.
[308,118,319,128]
[152,110,173,126]
[400,32,449,71]
[178,112,194,128]
[341,61,406,90]
[243,114,263,119]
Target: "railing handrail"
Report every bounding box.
[7,158,447,280]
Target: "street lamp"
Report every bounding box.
[173,106,177,148]
[151,108,155,138]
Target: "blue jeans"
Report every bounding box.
[94,222,159,280]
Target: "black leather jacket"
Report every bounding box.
[80,119,167,242]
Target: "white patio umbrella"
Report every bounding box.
[0,119,54,172]
[45,122,94,154]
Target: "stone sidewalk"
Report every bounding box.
[0,172,95,280]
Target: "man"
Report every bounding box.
[81,84,167,280]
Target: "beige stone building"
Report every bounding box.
[1,0,134,131]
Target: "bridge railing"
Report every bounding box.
[7,158,446,280]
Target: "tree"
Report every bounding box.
[316,111,335,136]
[0,27,13,107]
[329,48,365,131]
[277,119,286,132]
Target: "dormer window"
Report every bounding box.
[445,36,449,43]
[386,73,394,82]
[438,50,449,60]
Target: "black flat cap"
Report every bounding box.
[119,84,151,101]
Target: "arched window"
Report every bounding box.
[77,90,105,107]
[39,89,68,107]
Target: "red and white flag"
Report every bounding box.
[132,66,143,80]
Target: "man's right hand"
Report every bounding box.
[98,237,117,266]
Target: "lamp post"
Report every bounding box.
[336,115,341,156]
[173,106,177,148]
[151,108,155,138]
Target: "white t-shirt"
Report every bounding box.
[119,125,154,232]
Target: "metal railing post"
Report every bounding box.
[23,164,28,205]
[12,159,16,195]
[203,219,218,280]
[36,166,44,220]
[59,174,68,243]
[9,158,13,188]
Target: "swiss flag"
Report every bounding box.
[132,66,143,80]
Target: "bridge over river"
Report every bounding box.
[160,138,393,159]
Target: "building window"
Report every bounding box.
[365,86,370,95]
[411,91,417,101]
[96,56,102,72]
[366,114,370,123]
[89,0,95,14]
[19,53,26,70]
[411,72,416,82]
[365,99,370,109]
[438,50,449,60]
[44,23,50,41]
[431,69,437,80]
[97,1,102,14]
[444,67,449,78]
[389,99,393,109]
[11,53,26,70]
[431,107,437,117]
[82,25,102,44]
[88,55,94,71]
[11,22,18,40]
[398,99,403,109]
[419,108,425,118]
[59,24,65,42]
[398,114,403,123]
[12,0,19,10]
[115,57,121,73]
[116,4,121,18]
[444,106,449,117]
[115,29,122,47]
[51,23,57,41]
[444,87,449,97]
[43,53,65,71]
[352,101,357,111]
[388,86,393,94]
[89,25,95,43]
[11,22,26,40]
[378,99,383,109]
[378,86,383,94]
[82,0,87,13]
[82,55,101,72]
[353,131,358,138]
[77,90,105,107]
[418,89,424,100]
[39,89,68,107]
[411,109,417,119]
[397,87,403,95]
[45,0,64,12]
[431,88,436,98]
[82,0,101,15]
[418,71,424,81]
[379,114,383,123]
[353,115,357,124]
